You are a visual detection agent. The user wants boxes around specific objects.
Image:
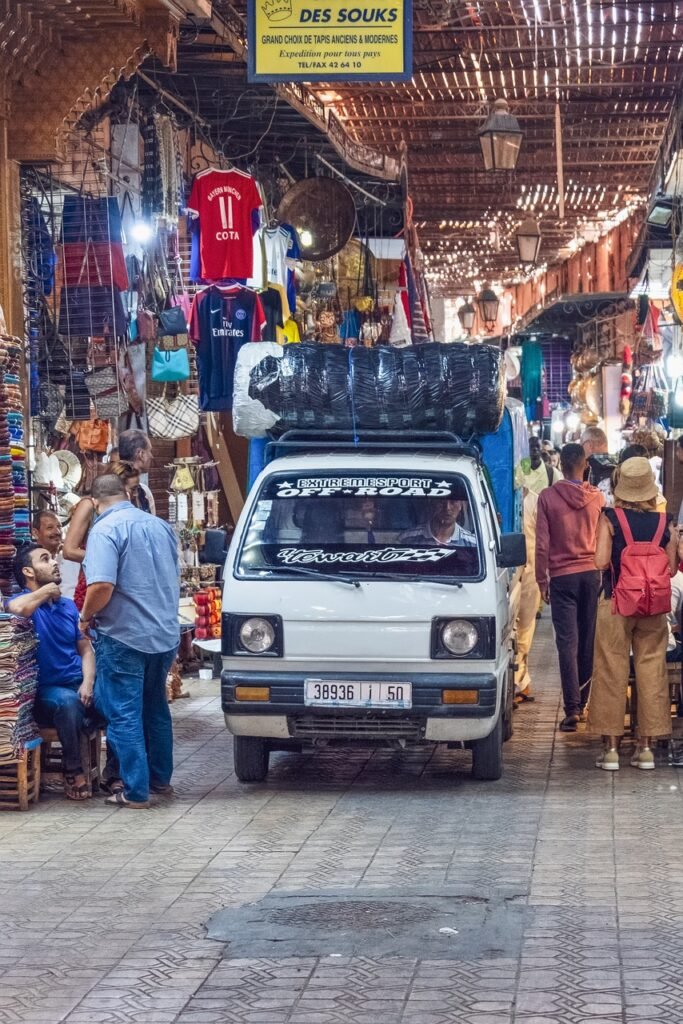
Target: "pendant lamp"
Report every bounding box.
[457,300,476,334]
[478,98,523,171]
[515,217,542,264]
[476,287,500,330]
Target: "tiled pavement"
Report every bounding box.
[2,623,683,1023]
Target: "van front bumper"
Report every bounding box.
[222,669,499,743]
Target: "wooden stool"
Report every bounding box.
[0,746,41,811]
[39,727,102,795]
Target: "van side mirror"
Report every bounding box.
[497,533,526,568]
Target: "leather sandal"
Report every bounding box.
[100,777,125,795]
[64,774,91,801]
[104,791,150,809]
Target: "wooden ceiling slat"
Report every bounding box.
[152,0,682,290]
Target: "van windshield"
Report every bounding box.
[235,472,482,580]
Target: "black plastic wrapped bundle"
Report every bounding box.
[237,342,505,438]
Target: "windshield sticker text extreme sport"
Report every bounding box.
[277,547,454,564]
[274,478,454,497]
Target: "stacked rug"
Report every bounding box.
[0,335,41,770]
[0,613,40,764]
[0,338,14,594]
[4,341,30,545]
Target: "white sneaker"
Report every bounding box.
[630,747,655,770]
[595,748,620,771]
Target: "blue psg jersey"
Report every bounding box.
[190,286,265,411]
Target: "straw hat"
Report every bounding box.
[55,451,82,493]
[613,457,658,503]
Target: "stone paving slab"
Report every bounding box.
[1,624,683,1022]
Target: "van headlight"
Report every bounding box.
[239,617,276,654]
[223,614,283,657]
[441,620,479,656]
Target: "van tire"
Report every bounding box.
[234,737,269,782]
[503,670,514,742]
[471,713,503,781]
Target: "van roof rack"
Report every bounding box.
[266,430,482,463]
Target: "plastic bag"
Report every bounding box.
[232,342,282,438]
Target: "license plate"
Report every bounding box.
[304,680,412,709]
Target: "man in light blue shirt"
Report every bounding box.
[399,498,477,548]
[81,474,179,808]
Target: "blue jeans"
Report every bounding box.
[35,682,88,775]
[94,634,177,802]
[34,681,118,778]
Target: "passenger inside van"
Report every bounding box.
[398,497,477,548]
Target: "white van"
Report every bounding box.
[220,433,525,783]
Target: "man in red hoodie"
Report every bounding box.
[536,443,605,732]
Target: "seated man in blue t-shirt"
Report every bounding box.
[8,544,119,802]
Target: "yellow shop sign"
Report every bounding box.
[247,0,412,82]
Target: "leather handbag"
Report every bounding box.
[157,305,188,336]
[71,419,110,453]
[118,346,145,412]
[84,365,127,419]
[64,369,91,421]
[136,307,157,341]
[146,389,199,439]
[151,346,190,383]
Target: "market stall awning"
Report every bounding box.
[518,293,634,336]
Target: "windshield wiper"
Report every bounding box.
[359,572,463,588]
[251,565,362,588]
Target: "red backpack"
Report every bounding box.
[612,508,671,618]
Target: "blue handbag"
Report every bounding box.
[151,346,190,383]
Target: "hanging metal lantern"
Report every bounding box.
[476,288,500,330]
[515,217,542,264]
[478,98,523,171]
[457,300,476,334]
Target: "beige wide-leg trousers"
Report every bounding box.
[587,596,671,738]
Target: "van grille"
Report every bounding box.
[288,715,425,741]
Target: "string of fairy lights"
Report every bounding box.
[421,184,644,295]
[315,1,678,296]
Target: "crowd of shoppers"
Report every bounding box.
[526,430,681,772]
[15,422,683,792]
[12,431,180,806]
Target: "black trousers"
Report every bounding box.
[549,570,601,717]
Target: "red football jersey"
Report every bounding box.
[187,168,262,282]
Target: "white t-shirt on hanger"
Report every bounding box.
[247,226,266,290]
[263,226,289,288]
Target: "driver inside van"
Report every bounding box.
[399,497,477,548]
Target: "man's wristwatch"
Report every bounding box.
[79,616,92,626]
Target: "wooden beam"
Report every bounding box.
[205,412,244,523]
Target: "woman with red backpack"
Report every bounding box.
[588,457,679,770]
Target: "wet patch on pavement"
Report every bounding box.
[206,887,531,959]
